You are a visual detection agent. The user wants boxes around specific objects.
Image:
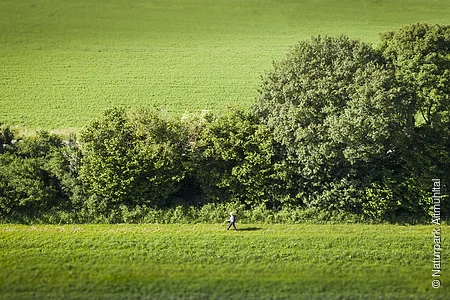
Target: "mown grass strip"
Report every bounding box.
[0,224,447,299]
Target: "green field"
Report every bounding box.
[1,0,450,131]
[0,224,447,299]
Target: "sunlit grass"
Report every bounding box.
[0,224,447,299]
[1,0,449,130]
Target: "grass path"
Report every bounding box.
[0,224,447,299]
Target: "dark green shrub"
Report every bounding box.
[79,108,187,214]
[252,36,413,217]
[0,131,67,222]
[188,108,298,208]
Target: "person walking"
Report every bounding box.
[227,212,237,231]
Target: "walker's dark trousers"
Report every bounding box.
[227,222,237,230]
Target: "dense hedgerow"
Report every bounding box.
[1,24,449,224]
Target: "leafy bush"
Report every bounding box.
[252,35,414,216]
[378,23,450,222]
[379,23,450,127]
[0,123,15,154]
[0,131,69,221]
[189,109,298,207]
[79,108,187,214]
[1,24,449,224]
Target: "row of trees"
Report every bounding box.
[1,23,449,223]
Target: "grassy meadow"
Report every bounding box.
[1,0,450,131]
[0,224,447,299]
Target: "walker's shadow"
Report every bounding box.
[237,227,262,231]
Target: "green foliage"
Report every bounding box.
[379,23,450,127]
[0,154,55,216]
[378,23,450,220]
[362,182,395,221]
[79,108,186,215]
[15,131,63,158]
[190,109,296,207]
[0,131,68,220]
[0,123,15,154]
[1,23,450,224]
[386,125,450,222]
[253,36,413,215]
[45,135,86,216]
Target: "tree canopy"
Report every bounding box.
[252,36,416,213]
[379,23,450,127]
[1,24,449,223]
